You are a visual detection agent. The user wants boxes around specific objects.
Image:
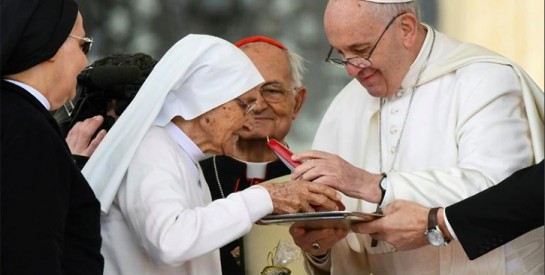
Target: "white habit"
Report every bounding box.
[100,125,272,274]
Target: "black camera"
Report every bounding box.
[54,52,157,137]
[54,65,143,137]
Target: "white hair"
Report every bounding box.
[286,50,306,89]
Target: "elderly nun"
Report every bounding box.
[82,34,342,275]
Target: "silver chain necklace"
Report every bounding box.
[379,28,436,173]
[212,155,226,198]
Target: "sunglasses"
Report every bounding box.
[69,34,93,54]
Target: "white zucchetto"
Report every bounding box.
[361,0,412,3]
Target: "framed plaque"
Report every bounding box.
[258,211,382,230]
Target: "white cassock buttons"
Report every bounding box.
[390,107,399,115]
[390,126,398,135]
[390,146,397,154]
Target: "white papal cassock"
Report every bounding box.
[306,25,544,275]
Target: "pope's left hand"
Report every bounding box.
[289,224,348,256]
[351,200,430,251]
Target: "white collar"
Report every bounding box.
[4,79,51,110]
[164,122,205,180]
[233,157,269,179]
[164,122,205,163]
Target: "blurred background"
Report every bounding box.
[79,0,544,152]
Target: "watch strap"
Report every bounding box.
[427,207,450,246]
[428,207,440,230]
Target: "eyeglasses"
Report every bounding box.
[69,34,93,54]
[259,83,296,103]
[235,97,257,116]
[325,12,407,69]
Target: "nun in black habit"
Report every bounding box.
[1,0,104,274]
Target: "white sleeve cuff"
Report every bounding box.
[379,177,393,207]
[306,250,331,269]
[443,208,458,240]
[239,185,274,222]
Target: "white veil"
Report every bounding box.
[82,34,264,213]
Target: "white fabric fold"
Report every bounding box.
[419,42,544,161]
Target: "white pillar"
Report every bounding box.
[438,0,544,90]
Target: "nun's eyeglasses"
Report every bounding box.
[69,34,93,54]
[235,97,256,116]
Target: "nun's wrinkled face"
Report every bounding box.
[198,90,257,155]
[51,12,88,110]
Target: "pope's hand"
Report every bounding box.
[289,225,348,256]
[351,200,430,251]
[291,150,383,203]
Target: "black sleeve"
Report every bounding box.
[72,154,90,170]
[446,160,544,260]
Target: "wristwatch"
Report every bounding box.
[425,207,450,246]
[378,173,387,205]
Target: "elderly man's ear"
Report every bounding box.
[292,86,307,119]
[399,13,419,48]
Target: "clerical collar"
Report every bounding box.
[164,122,205,164]
[232,158,269,179]
[4,79,51,110]
[399,24,436,91]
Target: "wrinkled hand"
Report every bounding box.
[260,180,342,214]
[351,200,429,251]
[291,150,383,203]
[66,115,107,157]
[289,225,348,256]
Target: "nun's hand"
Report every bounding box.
[260,180,342,214]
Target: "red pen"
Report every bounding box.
[266,137,302,171]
